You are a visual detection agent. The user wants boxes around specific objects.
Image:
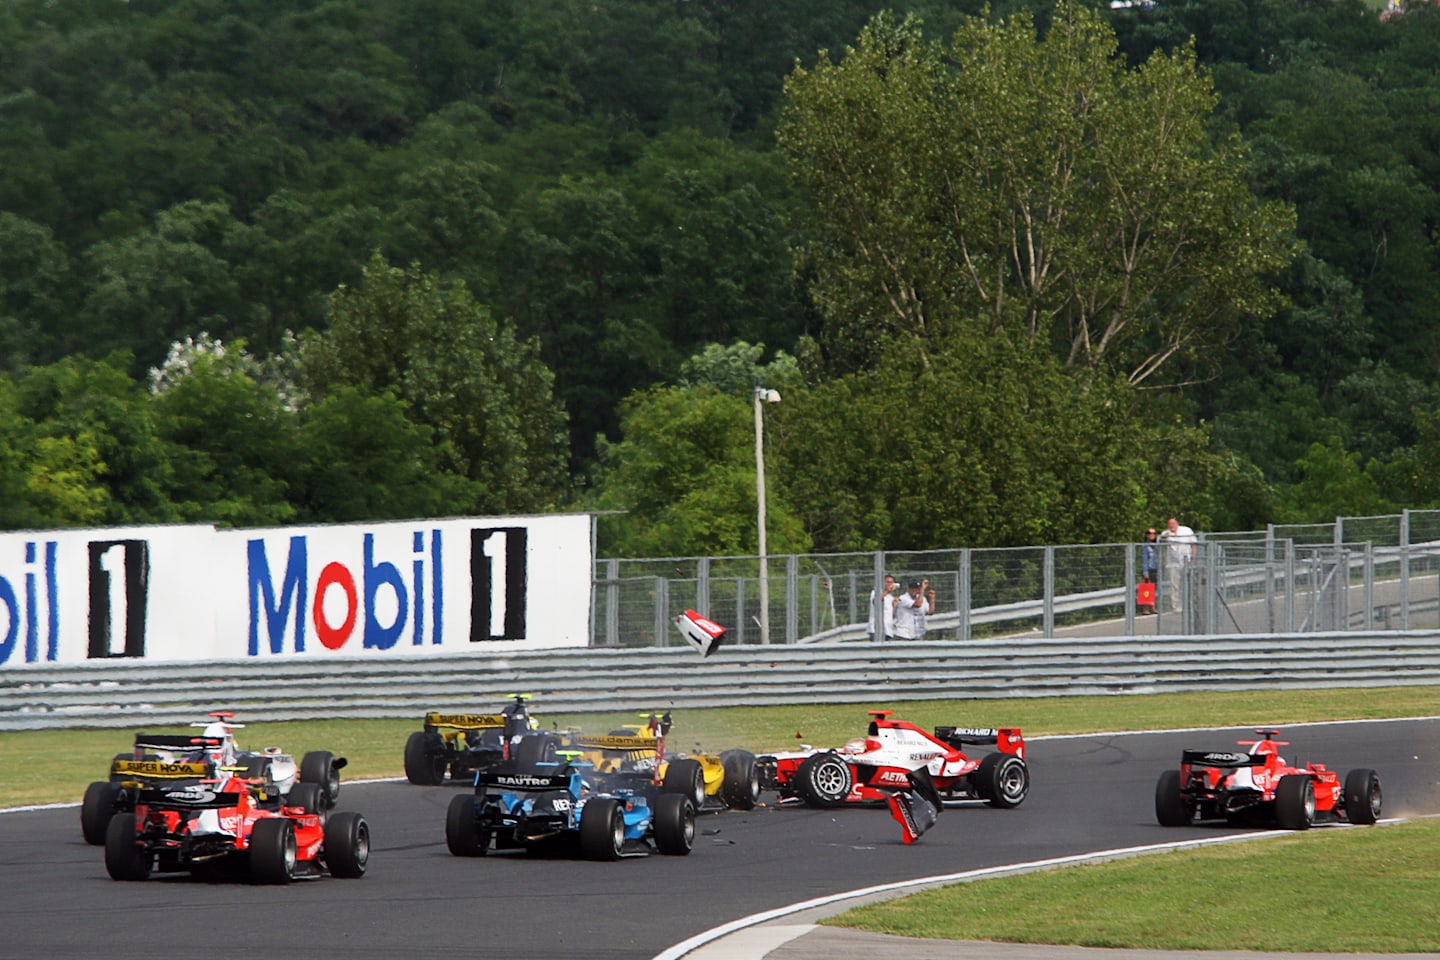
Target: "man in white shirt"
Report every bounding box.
[868,574,898,639]
[892,578,936,639]
[1158,516,1198,612]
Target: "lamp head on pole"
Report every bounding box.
[756,386,781,404]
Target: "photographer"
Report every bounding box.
[892,578,937,640]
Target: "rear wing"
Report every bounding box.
[933,726,1000,745]
[133,785,243,810]
[425,712,507,731]
[133,734,223,752]
[478,770,573,792]
[112,759,212,780]
[566,734,658,758]
[1181,750,1268,768]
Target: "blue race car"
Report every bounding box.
[444,754,695,861]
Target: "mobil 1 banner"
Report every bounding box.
[0,525,216,667]
[238,514,591,659]
[0,514,593,668]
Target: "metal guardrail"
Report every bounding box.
[4,631,1439,730]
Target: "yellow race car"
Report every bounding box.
[560,712,760,812]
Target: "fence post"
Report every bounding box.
[1401,508,1411,630]
[785,554,799,644]
[1362,541,1374,631]
[1265,526,1276,634]
[959,549,972,641]
[697,557,710,618]
[654,576,669,647]
[1043,546,1055,637]
[1125,541,1136,635]
[1284,539,1296,632]
[872,552,887,640]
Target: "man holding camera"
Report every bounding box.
[892,578,937,640]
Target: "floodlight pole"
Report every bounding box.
[754,383,780,644]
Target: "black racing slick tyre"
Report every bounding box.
[514,734,560,770]
[103,814,151,881]
[404,731,448,785]
[250,818,298,884]
[445,794,488,857]
[663,758,707,811]
[1154,769,1193,826]
[324,811,370,878]
[286,782,328,824]
[82,780,121,846]
[975,752,1029,808]
[1275,774,1316,830]
[1343,768,1382,825]
[719,750,761,810]
[653,793,695,856]
[300,750,341,806]
[580,797,625,861]
[794,753,853,808]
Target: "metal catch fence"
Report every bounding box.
[593,510,1440,647]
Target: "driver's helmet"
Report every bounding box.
[202,722,238,766]
[841,737,870,756]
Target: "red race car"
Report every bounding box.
[1155,728,1382,830]
[757,711,1029,809]
[104,771,369,883]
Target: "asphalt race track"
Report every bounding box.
[3,719,1437,960]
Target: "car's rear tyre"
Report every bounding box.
[300,750,341,806]
[324,811,370,878]
[103,814,151,881]
[286,782,328,824]
[82,780,121,846]
[720,750,761,810]
[794,753,853,807]
[445,793,488,857]
[653,793,695,855]
[249,818,297,884]
[580,797,624,861]
[1275,774,1315,830]
[1154,769,1193,826]
[1343,768,1382,825]
[404,731,448,785]
[975,752,1029,808]
[663,758,707,810]
[514,734,559,769]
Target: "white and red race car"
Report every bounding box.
[757,711,1030,810]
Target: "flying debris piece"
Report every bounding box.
[673,610,726,657]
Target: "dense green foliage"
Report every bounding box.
[2,0,1439,553]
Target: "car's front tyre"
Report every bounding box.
[81,780,121,846]
[976,752,1029,808]
[324,811,370,878]
[794,753,853,807]
[1343,768,1381,825]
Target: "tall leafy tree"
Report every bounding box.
[303,255,570,513]
[777,4,1296,383]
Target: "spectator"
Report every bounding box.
[1138,527,1159,615]
[1158,516,1198,612]
[868,574,898,639]
[892,578,936,640]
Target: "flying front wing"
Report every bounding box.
[673,610,726,657]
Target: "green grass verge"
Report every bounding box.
[826,819,1440,952]
[4,685,1436,951]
